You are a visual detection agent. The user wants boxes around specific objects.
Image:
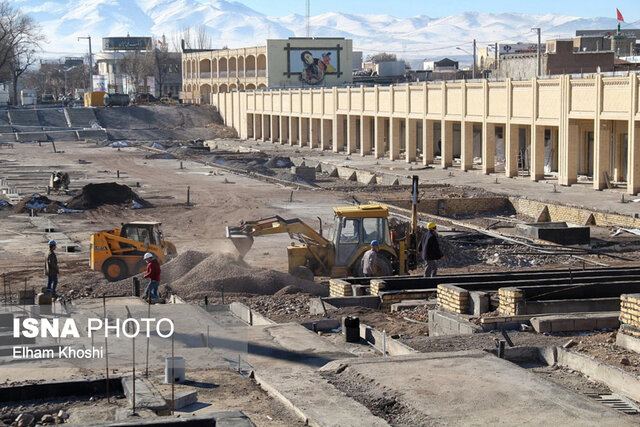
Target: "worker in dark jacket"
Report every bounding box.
[45,240,59,296]
[418,222,445,277]
[361,240,383,277]
[143,252,161,300]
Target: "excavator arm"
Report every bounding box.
[226,215,330,258]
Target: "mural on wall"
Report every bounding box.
[286,47,341,85]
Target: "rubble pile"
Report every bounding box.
[66,182,152,210]
[13,194,64,214]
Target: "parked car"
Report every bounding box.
[41,94,56,104]
[135,93,158,103]
[160,96,178,104]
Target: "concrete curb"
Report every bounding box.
[229,302,276,326]
[251,372,316,426]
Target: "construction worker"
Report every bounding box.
[143,252,161,300]
[45,240,59,296]
[418,222,445,277]
[361,240,383,277]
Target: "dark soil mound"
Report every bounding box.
[264,156,294,169]
[13,194,64,213]
[66,182,152,210]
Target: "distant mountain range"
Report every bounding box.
[19,0,622,67]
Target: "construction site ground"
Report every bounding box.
[2,107,640,425]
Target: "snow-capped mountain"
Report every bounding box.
[16,0,621,65]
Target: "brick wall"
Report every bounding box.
[437,284,470,314]
[329,279,352,297]
[620,293,640,336]
[381,198,512,217]
[498,287,524,316]
[510,197,640,228]
[370,279,386,296]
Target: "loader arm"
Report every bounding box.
[226,215,331,257]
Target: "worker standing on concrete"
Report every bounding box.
[45,240,59,296]
[418,222,445,277]
[143,252,161,300]
[361,240,383,277]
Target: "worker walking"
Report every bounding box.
[418,222,445,277]
[361,240,383,277]
[45,240,59,296]
[143,252,161,300]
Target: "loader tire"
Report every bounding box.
[291,266,314,282]
[102,258,128,282]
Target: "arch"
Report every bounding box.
[185,61,191,78]
[229,83,237,91]
[245,83,256,91]
[200,83,211,104]
[238,83,245,91]
[219,57,228,78]
[238,56,245,77]
[191,59,197,78]
[257,54,266,77]
[199,58,211,79]
[219,83,228,93]
[229,57,237,77]
[257,83,267,89]
[246,55,256,77]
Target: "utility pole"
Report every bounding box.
[494,42,498,70]
[472,39,476,79]
[78,36,93,93]
[532,27,541,77]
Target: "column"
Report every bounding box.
[461,122,473,171]
[423,119,434,165]
[441,120,454,168]
[347,115,357,154]
[628,121,640,194]
[362,116,372,156]
[390,118,401,160]
[406,118,417,163]
[482,122,495,174]
[279,116,288,144]
[531,125,545,181]
[593,120,611,190]
[333,115,345,152]
[374,117,385,158]
[310,118,320,149]
[559,122,579,185]
[261,114,269,142]
[270,115,279,143]
[253,114,261,140]
[505,124,518,177]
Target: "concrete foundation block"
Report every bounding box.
[531,313,619,333]
[291,166,316,182]
[617,331,640,354]
[320,163,338,177]
[167,390,197,410]
[290,158,306,167]
[379,175,400,186]
[355,170,376,185]
[390,300,430,312]
[121,376,170,415]
[469,292,489,317]
[336,167,357,181]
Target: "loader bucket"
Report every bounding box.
[225,226,254,258]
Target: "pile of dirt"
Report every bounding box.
[66,183,152,210]
[264,156,294,169]
[13,194,64,213]
[166,252,325,300]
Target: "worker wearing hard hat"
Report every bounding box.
[45,240,59,296]
[143,252,161,301]
[418,222,445,277]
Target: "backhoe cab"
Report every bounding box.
[226,204,400,280]
[90,221,177,282]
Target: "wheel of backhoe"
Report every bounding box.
[102,258,128,282]
[291,266,314,282]
[134,259,147,275]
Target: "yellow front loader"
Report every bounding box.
[90,221,177,282]
[226,204,406,280]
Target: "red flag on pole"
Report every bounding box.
[617,8,625,22]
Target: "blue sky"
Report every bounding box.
[235,0,640,19]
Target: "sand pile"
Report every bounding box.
[167,252,324,300]
[66,183,152,210]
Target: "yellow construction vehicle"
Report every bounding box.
[90,221,177,282]
[226,203,407,280]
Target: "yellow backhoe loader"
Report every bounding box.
[227,203,410,280]
[90,221,177,282]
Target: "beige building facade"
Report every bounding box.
[182,38,353,103]
[213,74,640,195]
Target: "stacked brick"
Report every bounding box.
[620,293,640,336]
[329,279,352,297]
[498,287,524,316]
[437,284,469,314]
[380,290,435,311]
[369,279,386,296]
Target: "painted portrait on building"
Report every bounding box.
[288,48,339,85]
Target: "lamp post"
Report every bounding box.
[456,46,476,79]
[77,36,93,93]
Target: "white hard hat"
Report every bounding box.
[143,252,154,260]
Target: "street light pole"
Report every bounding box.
[472,39,476,79]
[77,36,93,93]
[531,27,541,76]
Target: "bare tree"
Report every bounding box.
[0,1,44,103]
[176,25,213,51]
[119,50,154,94]
[367,52,397,63]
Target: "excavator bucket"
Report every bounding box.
[225,226,254,258]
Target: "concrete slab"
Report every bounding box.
[122,375,170,415]
[390,299,431,312]
[38,109,68,128]
[66,108,98,127]
[616,331,640,354]
[166,390,197,410]
[9,109,40,126]
[530,312,620,333]
[320,351,636,426]
[247,323,388,427]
